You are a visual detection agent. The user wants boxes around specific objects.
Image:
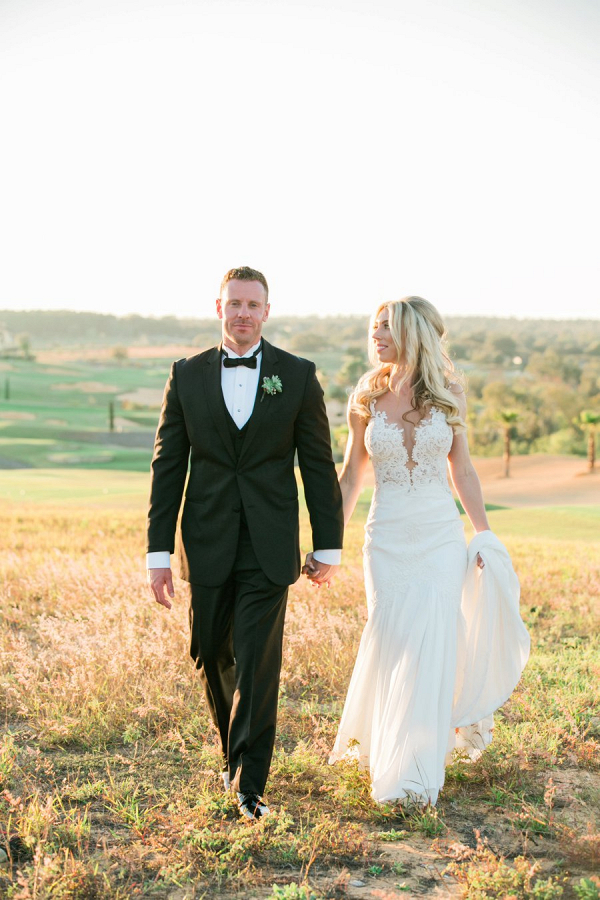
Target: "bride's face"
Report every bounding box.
[372,308,399,364]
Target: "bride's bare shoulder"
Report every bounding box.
[447,381,467,415]
[347,406,369,432]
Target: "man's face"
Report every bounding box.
[216,279,270,353]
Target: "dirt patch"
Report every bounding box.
[472,454,600,507]
[359,454,600,507]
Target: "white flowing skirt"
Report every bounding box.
[330,484,469,806]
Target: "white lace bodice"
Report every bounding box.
[365,403,453,493]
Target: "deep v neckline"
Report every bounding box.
[371,403,437,472]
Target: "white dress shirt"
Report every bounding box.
[147,340,341,569]
[221,340,263,428]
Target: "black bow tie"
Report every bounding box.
[222,344,261,369]
[223,355,257,369]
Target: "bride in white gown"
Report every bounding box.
[330,297,528,806]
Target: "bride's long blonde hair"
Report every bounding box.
[350,296,466,431]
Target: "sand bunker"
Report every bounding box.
[52,382,119,393]
[119,388,163,408]
[0,410,36,420]
[47,452,115,464]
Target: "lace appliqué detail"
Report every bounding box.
[365,405,453,493]
[367,556,461,613]
[370,564,420,610]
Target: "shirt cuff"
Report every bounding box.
[146,551,171,569]
[312,549,342,566]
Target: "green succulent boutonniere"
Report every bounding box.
[261,374,283,401]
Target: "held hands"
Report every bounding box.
[148,568,175,609]
[302,552,339,588]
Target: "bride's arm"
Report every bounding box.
[447,387,490,534]
[339,408,370,526]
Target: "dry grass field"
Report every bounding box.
[35,347,204,364]
[0,461,599,899]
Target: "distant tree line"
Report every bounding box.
[1,309,598,356]
[0,310,221,347]
[2,309,599,458]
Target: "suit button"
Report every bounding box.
[232,507,241,513]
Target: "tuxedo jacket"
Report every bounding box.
[147,339,344,587]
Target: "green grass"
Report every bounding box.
[0,358,163,469]
[0,468,149,504]
[1,405,120,430]
[0,358,166,469]
[481,505,600,542]
[2,357,168,406]
[1,468,598,544]
[0,438,152,469]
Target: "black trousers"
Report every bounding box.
[188,521,289,796]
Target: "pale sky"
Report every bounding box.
[1,0,599,320]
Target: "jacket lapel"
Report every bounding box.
[239,339,279,464]
[202,345,237,464]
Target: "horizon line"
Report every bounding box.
[1,307,599,324]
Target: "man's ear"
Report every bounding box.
[216,297,223,319]
[263,303,270,322]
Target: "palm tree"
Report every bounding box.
[580,410,600,472]
[498,410,519,478]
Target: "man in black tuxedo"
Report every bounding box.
[147,267,344,819]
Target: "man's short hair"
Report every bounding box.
[220,267,269,302]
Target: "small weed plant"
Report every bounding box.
[446,834,565,899]
[267,884,319,900]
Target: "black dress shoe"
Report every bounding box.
[236,792,270,820]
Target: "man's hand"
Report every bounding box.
[148,568,175,609]
[301,552,339,588]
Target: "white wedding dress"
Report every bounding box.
[330,401,529,806]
